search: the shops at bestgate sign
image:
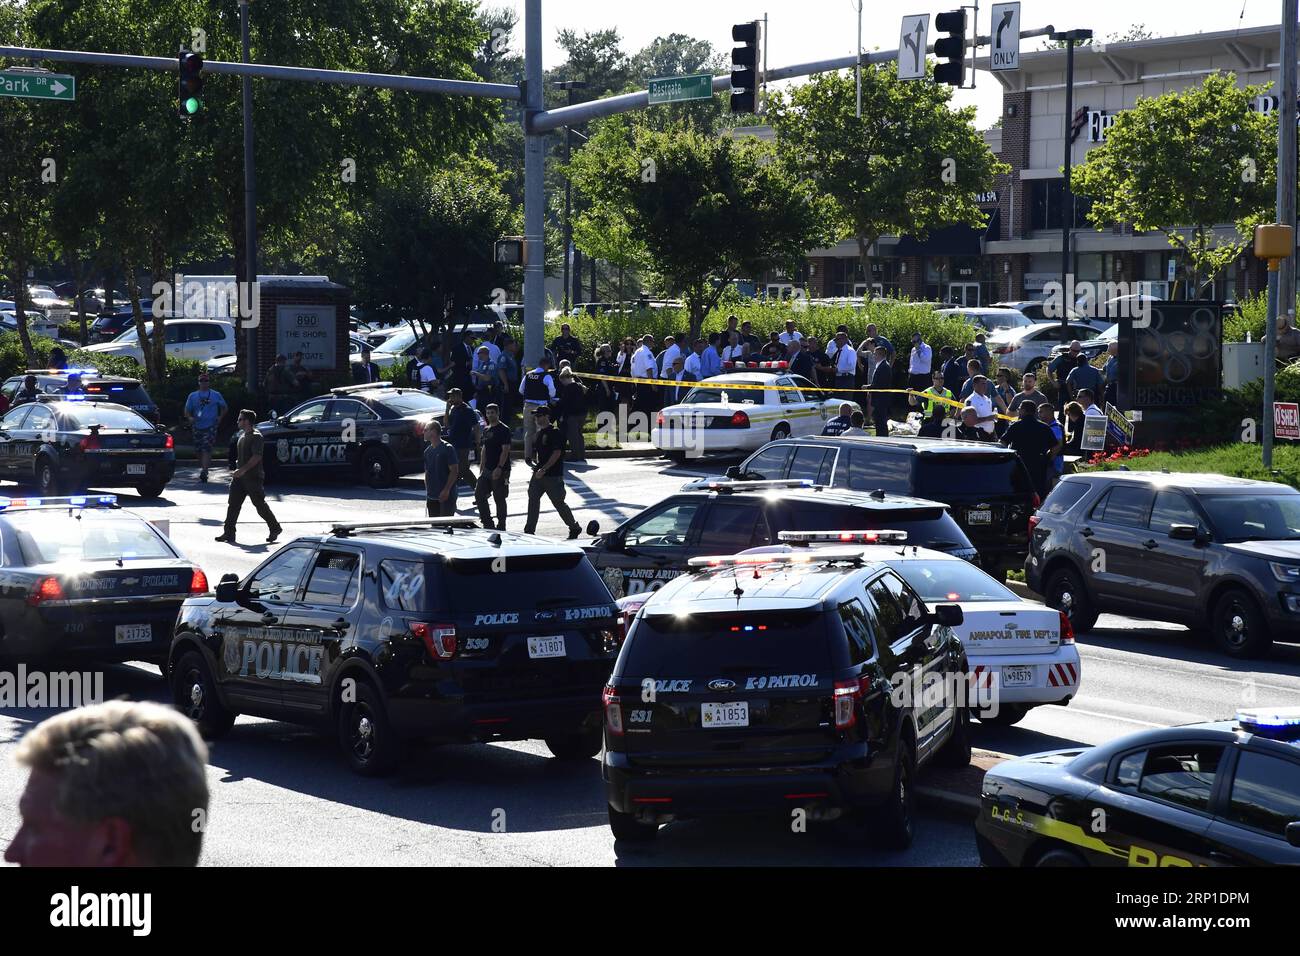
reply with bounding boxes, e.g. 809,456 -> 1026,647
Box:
1084,94 -> 1294,142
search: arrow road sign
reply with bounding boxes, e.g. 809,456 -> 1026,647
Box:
991,2 -> 1021,72
897,14 -> 930,81
0,70 -> 75,101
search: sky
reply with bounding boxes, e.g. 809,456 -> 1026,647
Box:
501,0 -> 1279,127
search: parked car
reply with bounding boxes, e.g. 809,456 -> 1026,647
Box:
1,370 -> 160,422
89,301 -> 156,342
81,318 -> 236,364
992,300 -> 1113,333
986,322 -> 1104,375
934,307 -> 1037,334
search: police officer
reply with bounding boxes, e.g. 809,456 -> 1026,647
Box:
59,372 -> 86,395
519,355 -> 557,460
12,374 -> 40,406
475,403 -> 512,530
915,370 -> 954,438
216,409 -> 282,544
523,406 -> 581,539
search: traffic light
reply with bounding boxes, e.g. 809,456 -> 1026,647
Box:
933,10 -> 967,87
730,20 -> 763,114
178,49 -> 204,118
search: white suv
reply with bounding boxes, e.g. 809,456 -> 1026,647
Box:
82,319 -> 236,363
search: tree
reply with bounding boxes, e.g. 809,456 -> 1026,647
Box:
769,66 -> 1008,294
566,116 -> 828,338
1072,72 -> 1276,297
346,159 -> 518,353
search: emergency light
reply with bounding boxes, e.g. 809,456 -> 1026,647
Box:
778,530 -> 909,545
0,494 -> 118,512
1236,708 -> 1300,738
688,546 -> 869,569
703,479 -> 814,494
720,361 -> 789,370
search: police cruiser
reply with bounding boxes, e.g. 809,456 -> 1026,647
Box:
977,708 -> 1300,866
169,517 -> 620,775
741,532 -> 1080,727
603,546 -> 970,847
651,364 -> 858,459
0,494 -> 206,669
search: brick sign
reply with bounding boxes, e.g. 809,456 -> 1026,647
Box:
1276,402 -> 1300,440
276,304 -> 337,369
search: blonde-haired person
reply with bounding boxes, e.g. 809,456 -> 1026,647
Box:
7,700 -> 209,866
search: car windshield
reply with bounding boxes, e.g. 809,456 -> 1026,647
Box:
679,386 -> 762,406
28,286 -> 56,299
375,327 -> 417,352
377,390 -> 446,415
6,511 -> 175,564
890,559 -> 1017,603
1200,493 -> 1300,542
112,323 -> 150,343
64,405 -> 154,430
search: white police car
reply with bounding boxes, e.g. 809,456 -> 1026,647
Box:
741,531 -> 1081,727
652,363 -> 858,458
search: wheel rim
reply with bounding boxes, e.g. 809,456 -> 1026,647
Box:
40,464 -> 53,491
350,705 -> 376,762
181,669 -> 205,720
899,758 -> 913,835
773,426 -> 789,441
1221,601 -> 1249,648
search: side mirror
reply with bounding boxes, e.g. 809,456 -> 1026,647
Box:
1287,821 -> 1300,848
932,603 -> 964,627
215,579 -> 239,603
725,465 -> 742,479
585,519 -> 601,537
277,416 -> 291,427
1168,524 -> 1198,541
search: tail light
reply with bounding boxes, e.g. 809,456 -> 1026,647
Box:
164,434 -> 175,449
78,435 -> 101,451
729,410 -> 750,427
833,680 -> 861,729
411,621 -> 457,660
1028,514 -> 1040,534
190,568 -> 209,594
656,412 -> 664,428
1031,493 -> 1042,508
1058,610 -> 1075,644
27,576 -> 64,606
603,685 -> 624,735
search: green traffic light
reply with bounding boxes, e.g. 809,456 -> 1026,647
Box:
185,97 -> 201,115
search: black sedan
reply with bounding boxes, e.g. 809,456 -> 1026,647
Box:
976,709 -> 1300,867
0,494 -> 205,669
242,382 -> 472,488
0,396 -> 175,498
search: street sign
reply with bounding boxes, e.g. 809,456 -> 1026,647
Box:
990,3 -> 1021,72
1104,402 -> 1135,446
648,73 -> 714,105
1276,402 -> 1300,440
0,70 -> 75,102
898,14 -> 930,81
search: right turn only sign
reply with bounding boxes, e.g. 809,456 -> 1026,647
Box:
991,2 -> 1021,72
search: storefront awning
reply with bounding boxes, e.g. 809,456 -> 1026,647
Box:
892,209 -> 1000,257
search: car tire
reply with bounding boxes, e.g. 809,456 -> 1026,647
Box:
136,482 -> 166,499
934,704 -> 972,768
978,703 -> 1030,726
35,457 -> 63,496
869,734 -> 916,850
608,805 -> 659,843
663,450 -> 687,464
359,447 -> 397,489
1044,566 -> 1099,633
544,729 -> 602,760
1034,847 -> 1087,867
171,650 -> 236,739
338,680 -> 403,776
770,423 -> 791,442
1210,589 -> 1272,658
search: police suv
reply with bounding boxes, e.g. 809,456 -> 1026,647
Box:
603,546 -> 970,847
0,494 -> 206,668
169,517 -> 620,775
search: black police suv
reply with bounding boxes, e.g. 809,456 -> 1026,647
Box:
0,396 -> 175,498
168,517 -> 620,775
603,546 -> 970,846
586,479 -> 978,599
245,382 -> 473,488
1027,472 -> 1300,657
704,436 -> 1037,580
3,369 -> 160,422
0,494 -> 206,668
977,708 -> 1300,866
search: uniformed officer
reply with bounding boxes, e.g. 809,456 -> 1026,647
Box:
216,409 -> 282,544
523,406 -> 581,539
915,370 -> 954,438
519,355 -> 557,460
59,372 -> 86,395
12,374 -> 40,406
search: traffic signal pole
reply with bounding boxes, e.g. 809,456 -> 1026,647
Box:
240,0 -> 259,392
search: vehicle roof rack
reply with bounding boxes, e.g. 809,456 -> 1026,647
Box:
701,479 -> 815,494
332,516 -> 478,537
330,381 -> 395,396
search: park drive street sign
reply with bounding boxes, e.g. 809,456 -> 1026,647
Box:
0,70 -> 75,101
648,73 -> 713,105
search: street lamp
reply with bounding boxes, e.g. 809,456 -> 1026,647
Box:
554,79 -> 587,314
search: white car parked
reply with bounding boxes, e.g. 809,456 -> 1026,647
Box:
82,318 -> 237,364
651,365 -> 859,458
986,321 -> 1103,374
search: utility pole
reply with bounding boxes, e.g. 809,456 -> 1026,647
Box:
522,0 -> 545,367
1264,0 -> 1298,470
240,0 -> 258,392
556,79 -> 586,314
853,0 -> 863,117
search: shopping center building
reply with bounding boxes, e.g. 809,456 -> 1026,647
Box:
770,24 -> 1295,306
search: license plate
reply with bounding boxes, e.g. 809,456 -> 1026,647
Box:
114,623 -> 152,645
126,463 -> 147,475
527,635 -> 566,659
968,509 -> 992,524
1002,666 -> 1033,687
701,701 -> 749,728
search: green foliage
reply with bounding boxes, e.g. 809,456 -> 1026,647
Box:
1072,73 -> 1276,294
1082,442 -> 1300,489
1226,292 -> 1269,343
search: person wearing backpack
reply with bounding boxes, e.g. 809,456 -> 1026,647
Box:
410,347 -> 438,394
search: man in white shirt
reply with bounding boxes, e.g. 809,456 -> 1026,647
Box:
825,324 -> 851,361
778,319 -> 803,346
658,335 -> 682,376
965,375 -> 997,435
683,339 -> 705,380
721,330 -> 745,363
907,332 -> 933,394
833,331 -> 859,397
631,334 -> 659,414
1078,388 -> 1104,419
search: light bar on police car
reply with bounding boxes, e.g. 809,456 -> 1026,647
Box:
332,516 -> 478,536
688,546 -> 868,569
778,530 -> 909,545
720,360 -> 789,370
0,494 -> 118,511
1236,707 -> 1300,737
703,479 -> 814,493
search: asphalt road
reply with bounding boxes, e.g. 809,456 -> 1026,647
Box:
2,456 -> 1299,866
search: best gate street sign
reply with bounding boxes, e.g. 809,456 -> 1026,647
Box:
648,73 -> 713,105
0,70 -> 75,101
990,3 -> 1021,72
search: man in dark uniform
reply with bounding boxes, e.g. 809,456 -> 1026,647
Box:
519,355 -> 557,460
475,403 -> 512,530
551,324 -> 584,367
216,410 -> 282,544
523,406 -> 581,539
12,374 -> 40,406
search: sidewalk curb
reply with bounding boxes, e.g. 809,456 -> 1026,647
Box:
1005,579 -> 1043,602
916,749 -> 1012,817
